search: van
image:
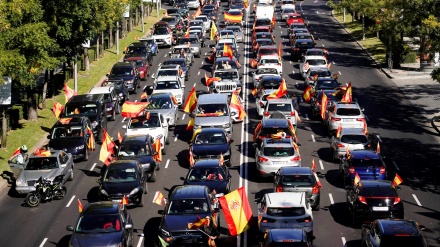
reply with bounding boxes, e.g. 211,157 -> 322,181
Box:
255,4 -> 275,20
193,94 -> 234,134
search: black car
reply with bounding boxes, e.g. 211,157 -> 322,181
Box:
162,58 -> 190,80
291,39 -> 315,60
202,9 -> 217,22
62,94 -> 108,143
107,62 -> 141,94
66,201 -> 134,247
117,134 -> 159,182
98,160 -> 148,207
257,75 -> 283,91
190,128 -> 233,167
313,78 -> 341,91
310,89 -> 342,118
157,185 -> 220,246
361,219 -> 428,247
123,42 -> 153,63
181,159 -> 232,194
102,78 -> 130,104
253,118 -> 296,147
260,229 -> 313,247
347,180 -> 404,226
48,116 -> 94,161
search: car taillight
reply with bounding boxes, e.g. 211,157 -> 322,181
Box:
259,102 -> 265,107
393,197 -> 401,205
312,185 -> 319,194
258,156 -> 269,162
349,166 -> 355,174
297,216 -> 312,223
290,156 -> 300,161
331,117 -> 341,121
275,185 -> 284,192
140,71 -> 145,75
379,166 -> 385,174
264,111 -> 270,116
337,143 -> 345,147
290,111 -> 296,116
308,77 -> 313,81
358,196 -> 367,204
356,118 -> 365,122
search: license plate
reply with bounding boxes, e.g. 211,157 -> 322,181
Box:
372,206 -> 388,211
343,119 -> 355,122
273,161 -> 287,166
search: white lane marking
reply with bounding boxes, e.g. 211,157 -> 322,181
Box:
392,161 -> 400,171
292,70 -> 295,75
311,134 -> 316,142
201,61 -> 204,65
365,115 -> 370,122
122,117 -> 126,123
338,71 -> 342,75
296,82 -> 298,87
412,194 -> 422,206
305,114 -> 309,120
329,193 -> 334,205
136,235 -> 144,247
376,135 -> 382,142
174,134 -> 179,142
151,73 -> 155,78
143,85 -> 147,90
319,160 -> 324,170
39,238 -> 48,247
204,52 -> 207,56
165,159 -> 170,169
135,100 -> 138,102
198,71 -> 200,75
90,163 -> 97,171
346,83 -> 348,87
66,195 -> 76,208
342,237 -> 346,246
290,61 -> 292,64
164,54 -> 167,57
182,114 -> 186,120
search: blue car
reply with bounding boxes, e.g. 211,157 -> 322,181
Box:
139,38 -> 159,56
190,128 -> 233,167
340,149 -> 388,186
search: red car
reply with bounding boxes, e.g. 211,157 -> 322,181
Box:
252,26 -> 272,43
286,13 -> 304,27
256,45 -> 278,60
125,57 -> 151,81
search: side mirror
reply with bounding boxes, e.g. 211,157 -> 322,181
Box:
122,125 -> 127,129
149,86 -> 154,90
296,143 -> 302,147
307,198 -> 315,204
66,225 -> 74,232
228,139 -> 234,144
180,177 -> 185,181
158,210 -> 165,215
254,198 -> 261,203
361,108 -> 365,112
396,186 -> 401,191
251,71 -> 255,75
106,74 -> 110,77
181,85 -> 185,88
125,224 -> 133,229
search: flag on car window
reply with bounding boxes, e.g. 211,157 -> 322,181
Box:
218,187 -> 252,236
53,101 -> 64,118
183,84 -> 198,114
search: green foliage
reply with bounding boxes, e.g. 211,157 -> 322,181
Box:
400,49 -> 417,63
431,68 -> 440,83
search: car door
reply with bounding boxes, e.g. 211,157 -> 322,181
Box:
159,114 -> 169,138
58,151 -> 71,183
110,89 -> 119,109
257,197 -> 266,230
8,156 -> 26,178
346,184 -> 359,211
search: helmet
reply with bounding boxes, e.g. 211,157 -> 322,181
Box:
21,145 -> 28,152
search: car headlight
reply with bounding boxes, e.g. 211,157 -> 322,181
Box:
166,37 -> 171,41
16,179 -> 26,186
106,107 -> 112,111
160,228 -> 171,237
174,94 -> 182,99
125,80 -> 134,85
223,123 -> 231,128
75,145 -> 84,150
100,189 -> 109,196
129,187 -> 140,195
92,121 -> 98,128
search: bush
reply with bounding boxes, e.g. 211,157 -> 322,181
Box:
400,47 -> 417,64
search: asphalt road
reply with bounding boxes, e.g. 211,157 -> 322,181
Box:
0,1 -> 439,247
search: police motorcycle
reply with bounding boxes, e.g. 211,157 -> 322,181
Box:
25,174 -> 67,207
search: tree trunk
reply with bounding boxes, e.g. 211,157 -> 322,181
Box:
1,106 -> 7,148
109,27 -> 114,48
122,18 -> 128,38
135,8 -> 139,26
102,31 -> 105,56
41,70 -> 48,109
27,89 -> 38,121
96,36 -> 100,61
84,47 -> 90,71
50,69 -> 55,99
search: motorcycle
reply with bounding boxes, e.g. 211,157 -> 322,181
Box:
25,174 -> 67,207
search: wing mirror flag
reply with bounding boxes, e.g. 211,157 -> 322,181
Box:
311,159 -> 316,171
99,128 -> 116,166
303,85 -> 313,103
341,81 -> 352,103
53,101 -> 64,118
320,90 -> 328,120
218,187 -> 252,236
152,191 -> 165,206
78,199 -> 84,213
64,84 -> 77,103
393,173 -> 403,186
183,83 -> 198,114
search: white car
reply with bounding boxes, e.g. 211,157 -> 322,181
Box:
195,15 -> 211,31
281,7 -> 296,21
217,38 -> 238,50
124,112 -> 169,154
263,98 -> 298,126
153,64 -> 186,83
324,102 -> 366,135
151,27 -> 174,47
187,0 -> 200,9
281,0 -> 295,11
252,67 -> 280,87
299,55 -> 328,78
150,75 -> 185,106
257,55 -> 283,75
255,89 -> 289,116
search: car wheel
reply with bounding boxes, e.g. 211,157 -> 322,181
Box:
68,168 -> 74,181
148,171 -> 157,182
83,148 -> 89,161
165,135 -> 170,145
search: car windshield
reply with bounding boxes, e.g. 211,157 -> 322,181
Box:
155,81 -> 180,90
336,108 -> 361,116
52,126 -> 83,138
256,68 -> 278,75
283,9 -> 295,13
128,116 -> 160,128
220,31 -> 234,36
350,158 -> 382,167
195,17 -> 207,22
157,70 -> 179,77
340,134 -> 368,144
76,214 -> 121,233
179,38 -> 198,44
307,50 -> 325,56
187,167 -> 226,181
168,199 -> 209,215
65,104 -> 98,117
260,59 -> 280,64
310,70 -> 331,77
104,166 -> 138,182
268,103 -> 292,112
216,60 -> 238,70
267,207 -> 305,217
281,174 -> 315,186
228,10 -> 242,15
306,59 -> 327,66
127,46 -> 147,54
227,27 -> 241,32
153,28 -> 169,35
118,143 -> 151,157
263,147 -> 295,156
213,71 -> 238,79
194,132 -> 227,145
133,60 -> 145,67
259,49 -> 277,55
260,127 -> 291,136
261,79 -> 282,89
196,103 -> 229,116
110,67 -> 133,76
163,60 -> 185,67
26,157 -> 58,170
147,97 -> 172,109
381,236 -> 425,247
142,39 -> 154,45
258,40 -> 274,46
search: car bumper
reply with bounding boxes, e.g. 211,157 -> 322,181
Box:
15,185 -> 36,194
260,223 -> 313,236
159,232 -> 204,246
353,207 -> 404,221
107,193 -> 142,206
187,2 -> 200,8
257,161 -> 302,176
329,122 -> 364,131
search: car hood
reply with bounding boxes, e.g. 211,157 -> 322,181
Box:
49,137 -> 84,150
117,155 -> 154,165
18,169 -> 60,183
150,108 -> 175,117
108,75 -> 135,81
186,180 -> 227,194
162,214 -> 210,232
102,181 -> 139,195
153,34 -> 171,39
71,231 -> 122,247
192,143 -> 229,156
194,116 -> 230,126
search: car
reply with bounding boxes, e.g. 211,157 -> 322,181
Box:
102,79 -> 129,104
253,39 -> 276,55
256,45 -> 279,60
299,55 -> 329,78
123,42 -> 152,62
161,58 -> 190,82
304,67 -> 333,87
253,18 -> 273,30
291,33 -> 315,45
150,75 -> 185,106
217,38 -> 238,50
178,35 -> 202,57
361,219 -> 428,247
263,98 -> 298,127
252,31 -> 275,45
188,29 -> 206,48
151,27 -> 174,47
347,180 -> 404,226
309,89 -> 343,118
124,112 -> 169,154
157,185 -> 220,246
288,23 -> 308,34
144,93 -> 179,127
256,75 -> 283,92
252,67 -> 279,87
89,86 -> 120,121
281,0 -> 295,11
107,62 -> 141,93
153,64 -> 188,82
257,55 -> 283,75
98,160 -> 148,206
255,89 -> 289,116
305,47 -> 329,58
213,56 -> 241,71
313,77 -> 341,91
66,201 -> 134,247
201,9 -> 217,22
193,94 -> 233,134
339,149 -> 388,186
189,20 -> 206,33
286,13 -> 305,27
280,7 -> 296,21
324,102 -> 366,134
214,44 -> 240,61
181,159 -> 232,194
291,39 -> 315,60
195,15 -> 211,31
225,25 -> 244,43
260,229 -> 313,247
117,135 -> 159,182
253,118 -> 296,147
331,128 -> 370,161
274,166 -> 322,210
11,150 -> 73,194
254,138 -> 301,177
189,128 -> 233,167
210,68 -> 241,95
187,0 -> 200,9
189,25 -> 206,37
218,29 -> 235,40
48,116 -> 94,161
124,56 -> 151,81
255,192 -> 314,241
160,16 -> 180,30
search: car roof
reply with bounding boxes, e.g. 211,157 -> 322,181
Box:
262,118 -> 289,127
295,39 -> 313,43
280,166 -> 314,175
122,134 -> 153,144
359,180 -> 393,188
82,201 -> 120,215
350,149 -> 381,159
54,116 -> 87,127
156,75 -> 180,81
89,86 -> 112,94
304,55 -> 327,60
267,229 -> 307,242
334,102 -> 361,109
340,128 -> 367,135
261,75 -> 283,81
170,185 -> 209,200
266,98 -> 292,104
108,160 -> 139,169
198,93 -> 228,103
196,128 -> 226,134
193,159 -> 222,168
263,138 -> 293,147
113,62 -> 135,68
377,219 -> 421,236
265,192 -> 305,207
159,64 -> 180,69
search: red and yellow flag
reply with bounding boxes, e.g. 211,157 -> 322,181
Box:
186,117 -> 195,131
253,122 -> 262,142
118,131 -> 123,144
121,101 -> 149,118
219,153 -> 225,166
267,79 -> 287,99
121,195 -> 129,206
10,147 -> 21,159
313,73 -> 319,81
171,95 -> 178,105
223,44 -> 234,60
193,7 -> 202,19
152,137 -> 162,162
303,85 -> 313,103
183,29 -> 190,38
189,149 -> 195,166
376,142 -> 380,154
152,191 -> 165,205
335,124 -> 342,138
188,216 -> 208,229
218,187 -> 252,236
78,199 -> 84,213
86,126 -> 95,151
354,172 -> 361,185
320,91 -> 328,120
224,12 -> 243,23
99,128 -> 116,166
59,118 -> 73,124
341,82 -> 352,103
53,101 -> 64,118
363,121 -> 368,135
250,59 -> 258,68
311,159 -> 316,171
278,41 -> 282,57
230,93 -> 246,121
205,73 -> 221,87
140,92 -> 147,99
251,87 -> 258,97
64,84 -> 77,103
183,84 -> 197,113
393,173 -> 403,186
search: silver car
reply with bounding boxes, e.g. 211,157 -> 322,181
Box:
324,102 -> 366,135
255,89 -> 289,117
178,35 -> 202,58
252,67 -> 280,87
225,25 -> 244,43
281,7 -> 296,21
303,67 -> 333,88
10,150 -> 74,194
254,138 -> 301,177
330,128 -> 370,161
145,93 -> 179,127
263,98 -> 298,127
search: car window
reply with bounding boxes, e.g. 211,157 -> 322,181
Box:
336,108 -> 361,116
197,103 -> 229,116
213,71 -> 238,79
156,81 -> 180,90
76,214 -> 121,233
110,67 -> 133,76
256,68 -> 278,75
261,79 -> 282,89
104,166 -> 138,182
340,134 -> 368,144
128,116 -> 161,128
187,167 -> 226,181
281,175 -> 315,186
194,132 -> 227,144
153,28 -> 169,35
350,158 -> 382,167
25,157 -> 59,170
316,80 -> 339,89
157,70 -> 178,77
127,46 -> 147,54
266,207 -> 305,217
359,186 -> 397,197
52,126 -> 83,138
260,127 -> 291,136
306,59 -> 327,66
148,97 -> 172,109
263,147 -> 295,157
267,103 -> 292,112
118,142 -> 151,157
168,199 -> 209,215
260,59 -> 280,64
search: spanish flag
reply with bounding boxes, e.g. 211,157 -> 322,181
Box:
140,92 -> 148,99
193,7 -> 202,19
376,142 -> 380,154
10,147 -> 21,159
393,173 -> 403,186
335,124 -> 342,138
267,79 -> 287,99
189,149 -> 195,166
183,84 -> 197,113
78,199 -> 84,213
251,87 -> 258,97
118,131 -> 123,144
86,126 -> 95,151
253,122 -> 262,142
59,118 -> 73,124
210,21 -> 218,41
303,85 -> 313,103
223,44 -> 234,60
320,90 -> 328,120
188,216 -> 208,229
120,195 -> 129,206
183,28 -> 190,38
250,59 -> 258,68
191,128 -> 202,142
53,101 -> 64,118
171,95 -> 178,105
354,172 -> 361,185
152,191 -> 165,205
224,12 -> 243,23
99,128 -> 116,166
186,117 -> 195,131
311,159 -> 316,171
121,101 -> 149,118
205,73 -> 221,87
341,81 -> 352,103
229,93 -> 247,121
64,84 -> 77,103
218,187 -> 252,236
219,153 -> 225,166
278,41 -> 282,57
152,137 -> 162,162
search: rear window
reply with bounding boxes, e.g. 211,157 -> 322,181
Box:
260,127 -> 290,136
381,236 -> 425,247
306,59 -> 326,66
259,49 -> 277,55
155,81 -> 180,90
268,103 -> 292,112
350,158 -> 382,167
340,135 -> 368,144
260,59 -> 280,64
359,186 -> 397,197
267,207 -> 305,217
336,108 -> 361,116
263,147 -> 295,157
310,70 -> 331,77
262,94 -> 288,101
261,80 -> 282,89
281,175 -> 315,187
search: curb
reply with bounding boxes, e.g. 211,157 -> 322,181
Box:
0,178 -> 8,192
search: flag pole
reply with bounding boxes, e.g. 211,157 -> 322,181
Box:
197,228 -> 212,237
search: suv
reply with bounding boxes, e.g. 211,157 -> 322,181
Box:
107,62 -> 141,94
258,55 -> 283,75
361,219 -> 428,247
145,93 -> 179,127
263,98 -> 298,127
117,135 -> 159,182
274,166 -> 321,210
150,75 -> 185,106
62,94 -> 108,143
154,64 -> 187,82
253,118 -> 295,147
210,69 -> 241,95
340,150 -> 387,186
331,128 -> 370,161
157,185 -> 220,246
291,38 -> 315,60
194,94 -> 233,134
124,56 -> 151,81
169,45 -> 195,67
255,89 -> 289,116
48,116 -> 94,161
299,55 -> 328,78
178,35 -> 202,57
151,27 -> 174,47
252,67 -> 279,87
324,102 -> 366,135
162,58 -> 191,82
123,42 -> 152,62
189,128 -> 233,167
139,37 -> 159,55
260,229 -> 313,247
102,79 -> 129,104
89,86 -> 120,121
304,67 -> 333,87
310,89 -> 342,118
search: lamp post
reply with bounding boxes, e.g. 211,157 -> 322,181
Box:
141,0 -> 144,33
